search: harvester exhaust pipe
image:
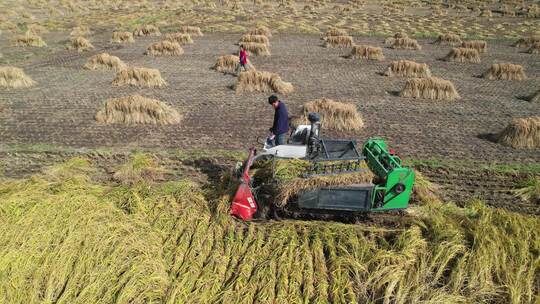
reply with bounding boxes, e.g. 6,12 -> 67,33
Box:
307,112 -> 321,156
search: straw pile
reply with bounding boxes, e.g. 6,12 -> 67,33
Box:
513,36 -> 540,48
145,40 -> 184,56
234,70 -> 293,94
70,25 -> 90,37
496,117 -> 540,149
96,95 -> 181,125
133,24 -> 161,36
323,35 -> 354,48
480,8 -> 493,17
391,37 -> 421,50
528,42 -> 540,54
400,77 -> 460,100
83,53 -> 127,71
238,34 -> 270,45
246,25 -> 271,37
347,45 -> 384,60
325,27 -> 348,37
14,31 -> 46,47
443,47 -> 481,63
482,63 -> 526,80
180,25 -> 203,37
238,42 -> 270,56
461,40 -> 487,53
434,33 -> 462,46
165,33 -> 193,44
68,36 -> 94,52
112,67 -> 167,88
0,66 -> 36,88
384,60 -> 431,78
212,54 -> 254,74
384,32 -> 408,45
111,31 -> 134,43
301,98 -> 364,131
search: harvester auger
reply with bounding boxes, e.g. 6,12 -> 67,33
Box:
230,113 -> 415,221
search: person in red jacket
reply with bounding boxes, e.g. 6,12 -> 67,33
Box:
236,46 -> 248,75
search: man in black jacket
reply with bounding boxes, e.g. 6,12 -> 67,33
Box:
268,95 -> 289,146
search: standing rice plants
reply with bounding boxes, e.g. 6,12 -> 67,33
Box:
0,66 -> 36,88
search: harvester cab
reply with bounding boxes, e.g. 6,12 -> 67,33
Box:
230,113 -> 415,221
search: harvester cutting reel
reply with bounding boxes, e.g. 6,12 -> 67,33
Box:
230,113 -> 415,221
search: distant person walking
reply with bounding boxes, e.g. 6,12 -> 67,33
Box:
236,46 -> 248,75
268,95 -> 289,146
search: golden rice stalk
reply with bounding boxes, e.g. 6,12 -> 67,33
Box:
391,37 -> 421,50
96,95 -> 181,125
145,40 -> 184,56
133,24 -> 161,36
528,89 -> 540,103
113,153 -> 169,184
400,77 -> 460,100
112,67 -> 167,88
238,34 -> 270,45
70,25 -> 90,36
323,35 -> 354,48
238,42 -> 270,56
527,42 -> 540,54
180,25 -> 203,37
482,63 -> 526,80
412,172 -> 441,204
111,31 -> 134,43
83,53 -> 127,71
461,40 -> 487,53
384,32 -> 408,45
513,36 -> 540,48
68,36 -> 94,52
274,171 -> 374,207
246,25 -> 271,37
234,70 -> 293,94
512,177 -> 540,203
301,98 -> 364,131
434,33 -> 462,46
443,47 -> 481,63
14,31 -> 46,47
212,54 -> 254,74
347,45 -> 384,61
496,117 -> 540,149
384,60 -> 431,78
0,66 -> 36,88
165,32 -> 193,44
325,27 -> 348,37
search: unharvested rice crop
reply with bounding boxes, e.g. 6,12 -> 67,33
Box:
0,158 -> 538,303
347,45 -> 384,60
434,33 -> 462,45
528,42 -> 540,54
111,31 -> 134,43
482,63 -> 527,80
391,37 -> 421,50
165,32 -> 193,44
513,36 -> 540,48
496,116 -> 540,149
246,25 -> 271,37
112,67 -> 167,88
323,35 -> 353,48
180,25 -> 203,36
238,42 -> 270,56
96,95 -> 181,126
528,89 -> 540,103
68,36 -> 94,52
325,27 -> 348,37
301,98 -> 364,131
133,24 -> 161,36
145,40 -> 184,56
384,60 -> 431,78
461,40 -> 487,53
0,66 -> 36,88
83,53 -> 127,71
14,31 -> 46,47
212,54 -> 254,74
400,77 -> 460,100
238,34 -> 270,45
443,47 -> 481,63
234,70 -> 293,94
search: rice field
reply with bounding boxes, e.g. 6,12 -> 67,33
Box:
0,157 -> 538,303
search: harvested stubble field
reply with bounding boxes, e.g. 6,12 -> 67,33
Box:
1,0 -> 540,303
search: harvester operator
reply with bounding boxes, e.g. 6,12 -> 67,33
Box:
268,95 -> 289,146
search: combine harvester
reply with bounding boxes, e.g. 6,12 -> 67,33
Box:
231,113 -> 415,221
